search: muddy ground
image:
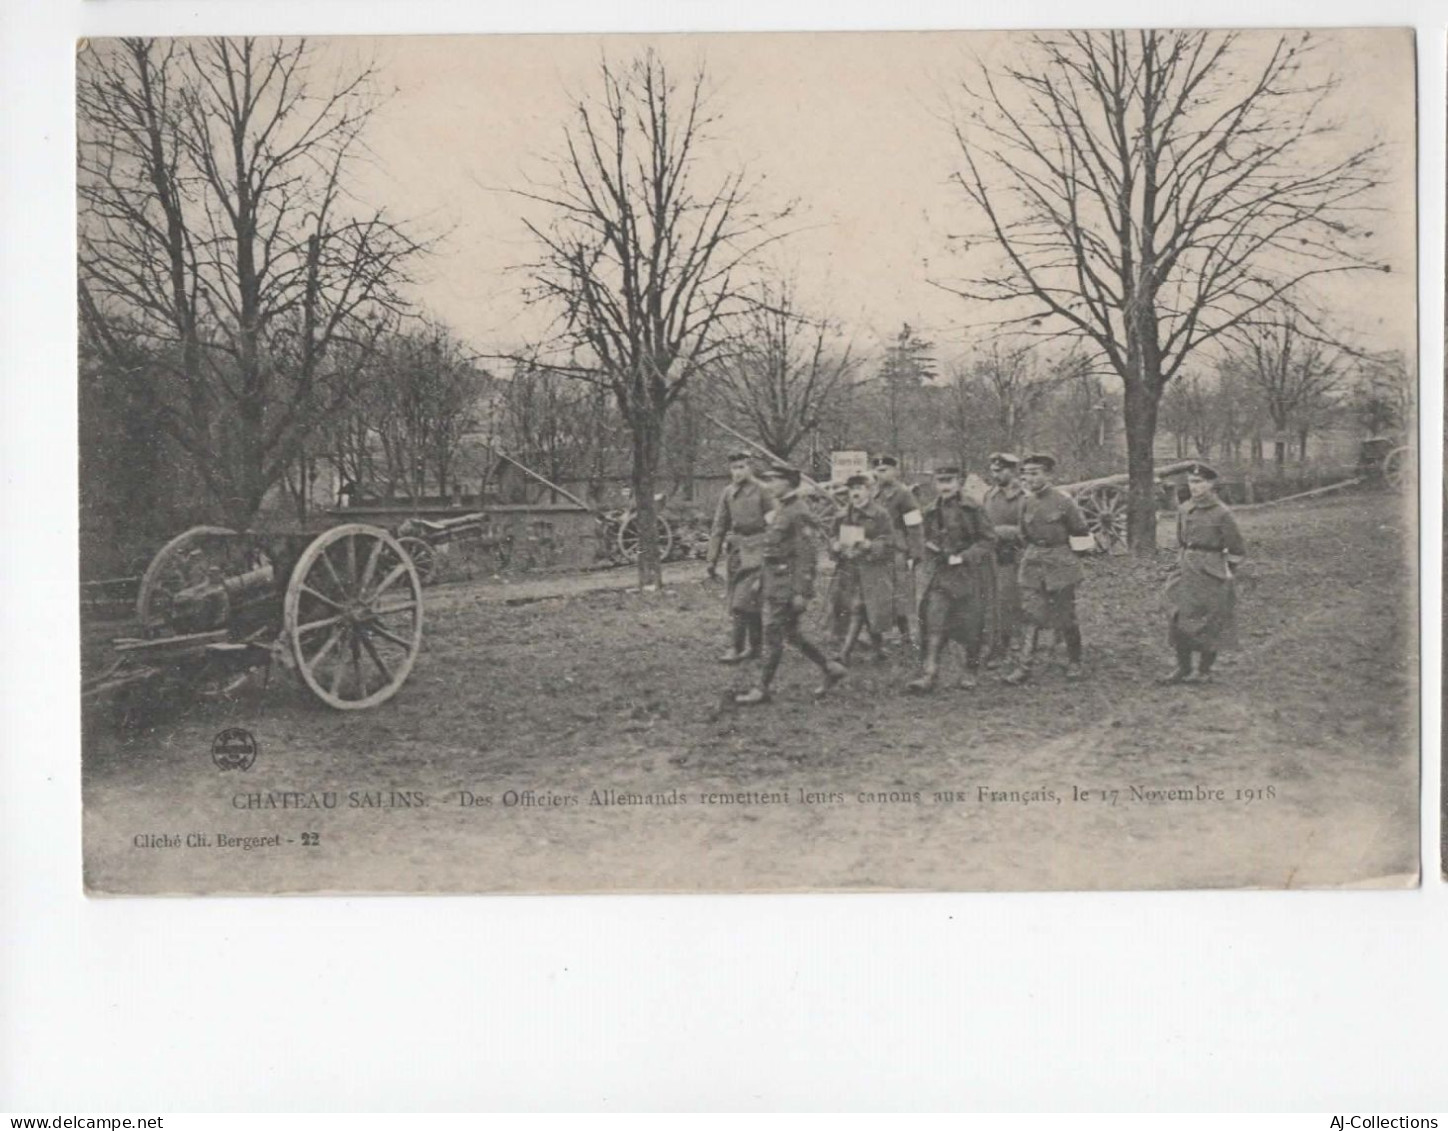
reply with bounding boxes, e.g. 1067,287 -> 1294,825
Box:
82,491 -> 1418,894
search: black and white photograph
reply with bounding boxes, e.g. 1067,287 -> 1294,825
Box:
75,27 -> 1419,896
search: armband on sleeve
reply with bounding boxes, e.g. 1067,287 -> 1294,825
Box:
902,509 -> 923,528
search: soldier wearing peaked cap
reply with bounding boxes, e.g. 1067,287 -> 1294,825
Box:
706,450 -> 769,663
906,465 -> 997,693
1159,462 -> 1247,685
982,452 -> 1027,668
734,464 -> 846,706
871,455 -> 926,650
1005,453 -> 1091,685
826,474 -> 895,664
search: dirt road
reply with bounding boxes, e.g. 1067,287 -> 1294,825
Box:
83,491 -> 1418,895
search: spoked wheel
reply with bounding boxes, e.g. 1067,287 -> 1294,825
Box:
1382,446 -> 1413,490
397,535 -> 437,585
1077,486 -> 1128,552
802,487 -> 844,530
136,526 -> 268,638
285,524 -> 423,710
616,511 -> 674,563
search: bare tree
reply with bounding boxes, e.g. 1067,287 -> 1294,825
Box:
874,322 -> 937,458
515,51 -> 788,586
1225,310 -> 1345,471
704,280 -> 857,460
964,338 -> 1073,454
947,30 -> 1384,551
499,359 -> 617,500
78,37 -> 424,527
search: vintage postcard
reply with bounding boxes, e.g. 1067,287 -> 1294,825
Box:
77,28 -> 1419,895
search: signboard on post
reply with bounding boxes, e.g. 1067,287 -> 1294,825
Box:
830,450 -> 869,482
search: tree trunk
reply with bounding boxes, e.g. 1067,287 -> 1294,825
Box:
1123,381 -> 1160,555
630,409 -> 665,589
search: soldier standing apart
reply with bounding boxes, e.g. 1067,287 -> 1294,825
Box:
870,455 -> 926,652
735,464 -> 847,706
1159,462 -> 1247,685
907,466 -> 997,693
706,451 -> 770,663
826,474 -> 896,664
1006,453 -> 1090,685
982,452 -> 1027,668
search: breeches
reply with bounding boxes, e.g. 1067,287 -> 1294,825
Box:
1020,581 -> 1078,631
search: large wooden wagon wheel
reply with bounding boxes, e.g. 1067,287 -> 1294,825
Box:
136,525 -> 266,638
285,524 -> 423,710
1076,486 -> 1128,552
397,535 -> 437,585
1382,446 -> 1413,490
616,510 -> 674,563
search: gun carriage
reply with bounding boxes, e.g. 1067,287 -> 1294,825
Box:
84,524 -> 424,712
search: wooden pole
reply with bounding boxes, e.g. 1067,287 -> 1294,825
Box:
702,412 -> 826,489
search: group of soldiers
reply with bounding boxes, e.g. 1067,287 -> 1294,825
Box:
704,449 -> 1247,705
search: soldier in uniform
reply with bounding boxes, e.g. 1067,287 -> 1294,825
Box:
870,455 -> 926,650
735,464 -> 847,706
1159,462 -> 1247,685
907,466 -> 997,693
826,474 -> 895,664
705,451 -> 769,663
1005,453 -> 1090,685
982,452 -> 1027,668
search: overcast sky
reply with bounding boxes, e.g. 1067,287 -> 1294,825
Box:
317,28 -> 1415,369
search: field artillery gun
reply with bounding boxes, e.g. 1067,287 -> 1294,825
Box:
1057,460 -> 1201,552
1355,436 -> 1413,491
83,524 -> 424,714
394,511 -> 515,584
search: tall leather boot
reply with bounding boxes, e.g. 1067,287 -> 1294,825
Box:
1003,629 -> 1037,686
1157,642 -> 1194,684
745,613 -> 762,659
838,611 -> 865,664
718,614 -> 749,663
906,633 -> 945,693
1063,627 -> 1084,680
1191,651 -> 1217,684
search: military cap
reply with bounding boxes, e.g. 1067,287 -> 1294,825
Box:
932,465 -> 963,478
1185,462 -> 1219,480
1021,453 -> 1057,471
871,455 -> 899,468
988,452 -> 1022,468
726,450 -> 754,463
844,474 -> 871,488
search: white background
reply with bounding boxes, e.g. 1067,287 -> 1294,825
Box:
2,0 -> 1444,1113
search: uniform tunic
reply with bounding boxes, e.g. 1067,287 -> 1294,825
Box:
759,490 -> 818,624
873,479 -> 926,624
1017,486 -> 1090,630
1166,494 -> 1246,650
983,482 -> 1027,641
917,496 -> 997,644
827,500 -> 896,633
706,477 -> 770,615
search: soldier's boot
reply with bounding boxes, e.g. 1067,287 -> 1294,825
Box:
896,616 -> 917,655
812,659 -> 848,699
1191,651 -> 1217,685
718,615 -> 751,664
959,641 -> 983,690
868,631 -> 888,663
745,614 -> 763,659
1063,627 -> 1084,681
984,631 -> 1010,670
1003,630 -> 1037,686
736,630 -> 784,705
906,634 -> 945,694
838,613 -> 865,665
1157,643 -> 1194,685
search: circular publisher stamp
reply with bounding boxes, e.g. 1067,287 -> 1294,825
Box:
211,727 -> 259,772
